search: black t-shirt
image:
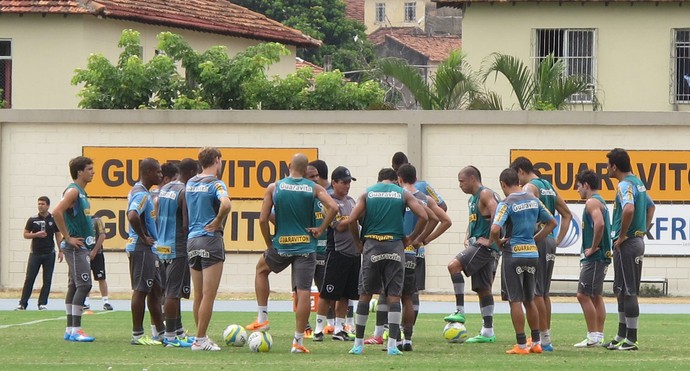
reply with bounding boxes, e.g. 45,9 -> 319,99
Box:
24,213 -> 58,254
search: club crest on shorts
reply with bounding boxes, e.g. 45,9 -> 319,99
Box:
81,273 -> 89,282
183,286 -> 190,294
146,279 -> 153,287
326,284 -> 334,293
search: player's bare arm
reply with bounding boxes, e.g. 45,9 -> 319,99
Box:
259,184 -> 276,248
52,188 -> 84,248
584,198 -> 604,257
308,184 -> 338,238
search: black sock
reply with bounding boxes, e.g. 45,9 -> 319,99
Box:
516,332 -> 527,345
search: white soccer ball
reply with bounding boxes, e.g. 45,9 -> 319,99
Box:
247,331 -> 273,352
223,324 -> 248,347
556,212 -> 582,248
443,322 -> 469,343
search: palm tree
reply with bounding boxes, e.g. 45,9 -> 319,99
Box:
482,53 -> 593,110
378,50 -> 499,110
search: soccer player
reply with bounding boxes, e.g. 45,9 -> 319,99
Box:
186,148 -> 232,351
491,168 -> 557,355
126,158 -> 164,346
397,164 -> 450,351
444,166 -> 500,344
88,216 -> 113,311
574,169 -> 612,348
248,153 -> 338,354
391,152 -> 447,328
340,168 -> 428,356
52,156 -> 96,342
603,148 -> 655,351
17,196 -> 62,311
157,158 -> 199,348
511,156 -> 572,351
313,166 -> 361,342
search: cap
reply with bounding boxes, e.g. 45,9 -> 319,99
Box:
331,166 -> 357,181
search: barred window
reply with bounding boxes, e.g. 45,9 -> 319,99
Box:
672,29 -> 690,103
0,39 -> 10,108
404,2 -> 416,23
532,29 -> 596,103
375,3 -> 386,23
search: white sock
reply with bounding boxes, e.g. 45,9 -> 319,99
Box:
293,332 -> 304,346
102,296 -> 109,304
335,317 -> 345,333
66,326 -> 73,334
480,327 -> 494,337
373,325 -> 385,337
151,325 -> 159,338
315,314 -> 326,333
327,318 -> 334,327
387,337 -> 397,349
258,306 -> 268,323
83,297 -> 90,306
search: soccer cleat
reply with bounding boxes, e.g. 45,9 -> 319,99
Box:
83,304 -> 90,311
69,329 -> 95,342
163,337 -> 192,348
291,344 -> 310,353
332,331 -> 352,341
387,347 -> 403,355
304,328 -> 314,339
82,309 -> 94,315
466,334 -> 496,343
506,344 -> 530,355
574,338 -> 601,348
131,336 -> 161,346
542,343 -> 554,352
349,345 -> 364,355
603,338 -> 623,350
178,335 -> 195,344
364,335 -> 384,345
103,303 -> 114,311
443,311 -> 466,324
246,320 -> 270,332
313,332 -> 324,342
64,332 -> 71,341
615,340 -> 639,351
191,339 -> 221,351
403,342 -> 413,351
38,305 -> 48,311
15,305 -> 26,311
323,325 -> 335,335
530,343 -> 543,354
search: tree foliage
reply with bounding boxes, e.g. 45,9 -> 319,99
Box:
233,0 -> 374,73
378,50 -> 499,110
72,29 -> 383,110
0,88 -> 5,108
483,53 -> 592,110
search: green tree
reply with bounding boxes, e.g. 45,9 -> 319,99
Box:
378,50 -> 499,110
233,0 -> 374,74
483,53 -> 593,110
243,68 -> 385,110
0,88 -> 5,108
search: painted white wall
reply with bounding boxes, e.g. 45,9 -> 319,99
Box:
0,14 -> 297,109
461,3 -> 690,111
2,110 -> 689,296
365,0 -> 428,33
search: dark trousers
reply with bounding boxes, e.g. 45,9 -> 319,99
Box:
19,252 -> 56,308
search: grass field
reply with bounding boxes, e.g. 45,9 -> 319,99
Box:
1,310 -> 688,370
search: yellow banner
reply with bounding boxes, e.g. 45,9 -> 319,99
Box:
91,198 -> 270,252
510,150 -> 690,202
83,147 -> 318,199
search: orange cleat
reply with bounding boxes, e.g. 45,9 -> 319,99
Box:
246,320 -> 270,332
506,344 -> 530,355
323,325 -> 335,335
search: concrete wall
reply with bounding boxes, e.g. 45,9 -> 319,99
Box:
1,110 -> 690,296
0,14 -> 297,109
461,3 -> 690,111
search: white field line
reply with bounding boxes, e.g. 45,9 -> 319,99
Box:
0,310 -> 113,329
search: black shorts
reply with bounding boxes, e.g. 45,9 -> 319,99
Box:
501,253 -> 537,303
128,249 -> 162,293
457,243 -> 500,292
402,254 -> 418,296
535,236 -> 557,297
90,252 -> 106,281
359,239 -> 405,297
314,252 -> 327,292
415,247 -> 426,290
64,244 -> 92,288
319,249 -> 360,301
613,237 -> 645,296
163,257 -> 191,299
187,234 -> 225,271
264,245 -> 316,291
578,260 -> 609,297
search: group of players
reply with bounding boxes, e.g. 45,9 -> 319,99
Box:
52,146 -> 653,355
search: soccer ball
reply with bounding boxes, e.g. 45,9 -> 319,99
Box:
223,324 -> 248,347
443,322 -> 469,343
247,331 -> 273,352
